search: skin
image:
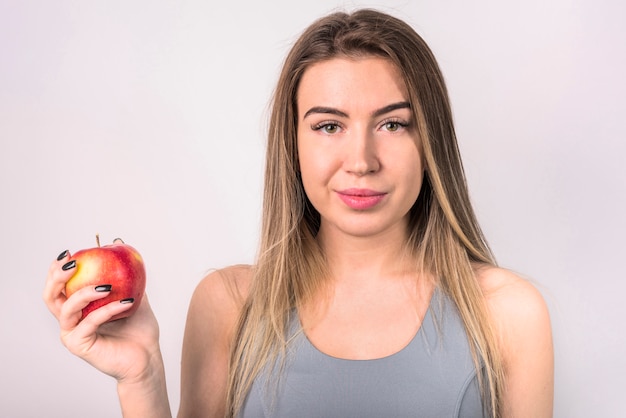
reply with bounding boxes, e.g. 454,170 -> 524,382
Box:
43,58 -> 553,417
43,240 -> 171,417
296,58 -> 432,359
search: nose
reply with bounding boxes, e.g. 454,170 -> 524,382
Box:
343,128 -> 380,176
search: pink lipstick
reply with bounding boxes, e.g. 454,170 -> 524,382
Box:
336,188 -> 387,210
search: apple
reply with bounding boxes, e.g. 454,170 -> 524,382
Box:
65,235 -> 146,321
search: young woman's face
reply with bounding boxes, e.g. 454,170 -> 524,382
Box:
297,57 -> 424,241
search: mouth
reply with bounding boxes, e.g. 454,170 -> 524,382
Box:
336,188 -> 387,210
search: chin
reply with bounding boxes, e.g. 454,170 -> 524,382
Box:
322,216 -> 408,240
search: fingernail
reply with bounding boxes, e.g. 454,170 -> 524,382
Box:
120,298 -> 134,304
95,284 -> 112,292
62,260 -> 76,271
113,237 -> 125,244
57,250 -> 69,261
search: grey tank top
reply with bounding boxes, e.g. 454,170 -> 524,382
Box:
240,288 -> 488,417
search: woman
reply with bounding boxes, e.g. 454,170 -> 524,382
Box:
44,9 -> 553,418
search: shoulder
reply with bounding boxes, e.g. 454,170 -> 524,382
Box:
474,265 -> 551,339
178,264 -> 253,417
475,265 -> 554,415
188,264 -> 253,338
178,265 -> 252,417
193,264 -> 253,309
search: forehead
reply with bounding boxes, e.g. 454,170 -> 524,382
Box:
297,57 -> 409,115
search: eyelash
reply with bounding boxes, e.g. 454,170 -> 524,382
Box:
311,118 -> 411,134
311,120 -> 343,134
379,118 -> 410,132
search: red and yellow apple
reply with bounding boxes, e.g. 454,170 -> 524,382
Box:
65,237 -> 146,321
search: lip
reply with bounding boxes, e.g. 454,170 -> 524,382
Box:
336,188 -> 387,210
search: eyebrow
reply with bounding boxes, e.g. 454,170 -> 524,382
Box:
302,101 -> 411,120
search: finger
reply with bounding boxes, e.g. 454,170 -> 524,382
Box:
120,293 -> 156,329
62,299 -> 136,356
113,237 -> 124,244
43,251 -> 76,318
79,298 -> 135,331
58,284 -> 113,331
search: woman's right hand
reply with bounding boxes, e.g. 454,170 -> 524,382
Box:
43,247 -> 162,385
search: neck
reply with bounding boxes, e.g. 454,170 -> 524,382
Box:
316,222 -> 415,283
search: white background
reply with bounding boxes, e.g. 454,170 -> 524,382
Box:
1,0 -> 624,417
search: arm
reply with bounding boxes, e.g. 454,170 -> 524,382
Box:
117,349 -> 171,417
178,265 -> 251,418
479,267 -> 554,418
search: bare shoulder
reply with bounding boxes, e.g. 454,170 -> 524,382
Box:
475,265 -> 554,416
186,264 -> 254,348
192,264 -> 253,319
475,265 -> 551,332
178,264 -> 253,417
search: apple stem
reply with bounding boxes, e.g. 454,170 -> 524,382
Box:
96,233 -> 101,248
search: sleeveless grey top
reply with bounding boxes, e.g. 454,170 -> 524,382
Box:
240,288 -> 488,417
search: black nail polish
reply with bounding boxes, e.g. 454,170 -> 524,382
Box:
95,285 -> 112,292
62,260 -> 76,271
113,237 -> 125,244
120,298 -> 134,304
57,250 -> 69,261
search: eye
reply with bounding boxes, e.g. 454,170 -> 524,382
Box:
380,118 -> 410,133
384,121 -> 401,132
312,121 -> 342,134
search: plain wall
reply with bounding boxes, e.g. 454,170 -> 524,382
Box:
1,0 -> 624,416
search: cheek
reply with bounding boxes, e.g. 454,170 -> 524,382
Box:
394,146 -> 424,200
299,164 -> 314,198
299,156 -> 326,203
298,138 -> 334,185
410,170 -> 425,200
297,139 -> 320,199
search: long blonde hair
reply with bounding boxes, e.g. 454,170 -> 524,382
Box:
226,9 -> 504,417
